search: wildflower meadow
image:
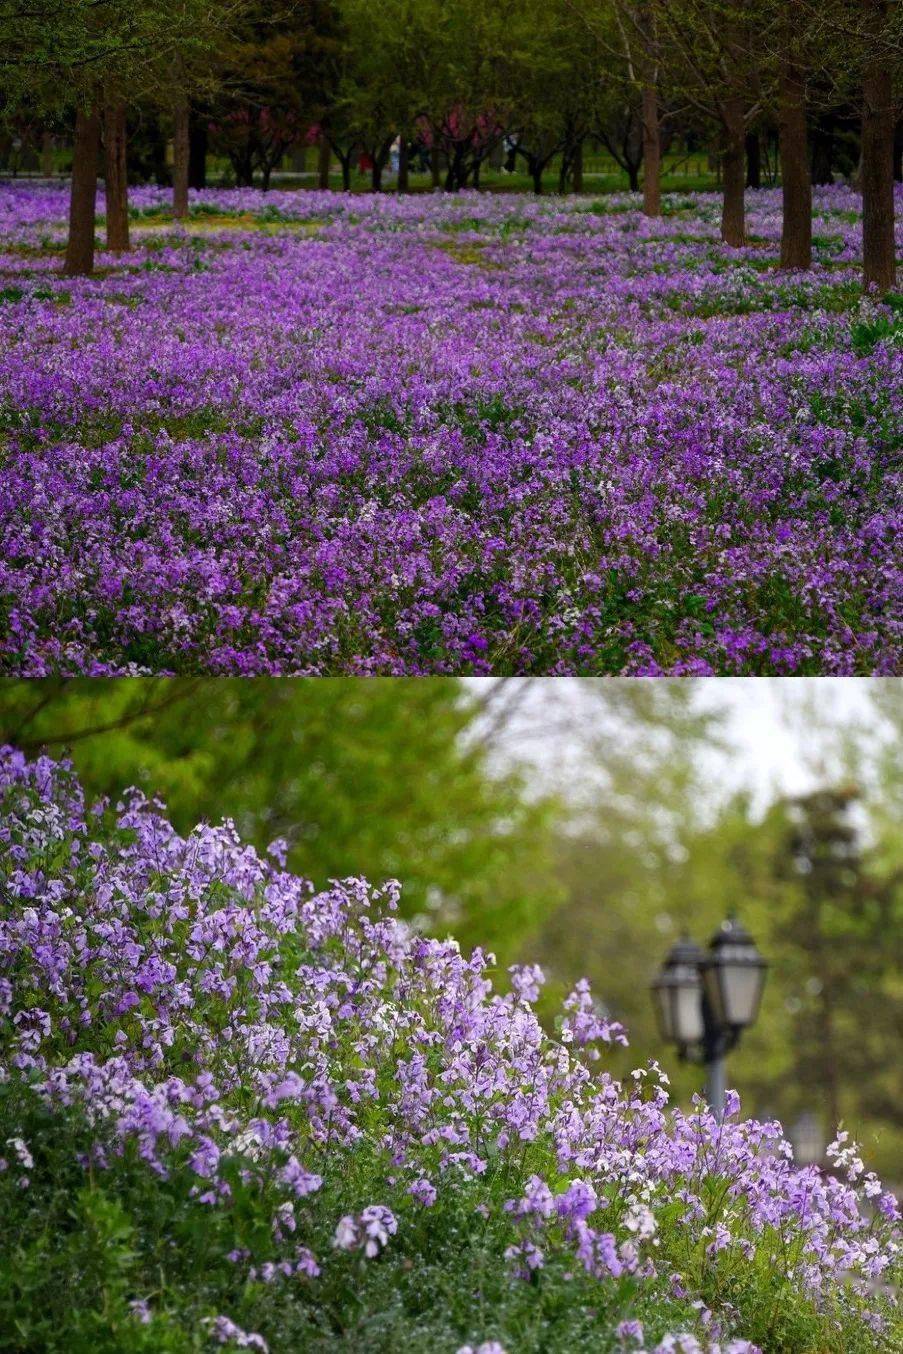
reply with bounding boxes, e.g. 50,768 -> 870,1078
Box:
0,747 -> 899,1352
1,184 -> 901,677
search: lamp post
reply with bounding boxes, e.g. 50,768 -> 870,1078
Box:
651,917 -> 767,1120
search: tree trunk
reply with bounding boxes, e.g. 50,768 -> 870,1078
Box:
531,158 -> 543,194
573,140 -> 584,193
317,134 -> 330,190
720,97 -> 746,246
188,108 -> 207,190
398,137 -> 409,193
41,130 -> 55,179
641,84 -> 661,216
372,158 -> 383,192
894,119 -> 902,183
779,58 -> 811,270
103,99 -> 129,252
745,131 -> 761,188
431,146 -> 441,188
63,105 -> 100,277
452,145 -> 467,191
861,21 -> 896,290
627,162 -> 640,192
172,99 -> 189,218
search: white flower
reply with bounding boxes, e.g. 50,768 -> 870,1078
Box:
332,1215 -> 359,1250
624,1202 -> 657,1241
7,1137 -> 33,1170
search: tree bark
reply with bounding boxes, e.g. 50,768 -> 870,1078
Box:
398,137 -> 409,193
641,84 -> 661,217
894,119 -> 902,183
431,146 -> 441,189
778,58 -> 811,270
188,108 -> 207,190
720,96 -> 746,246
103,99 -> 129,252
861,4 -> 896,290
317,134 -> 330,190
64,105 -> 101,277
172,99 -> 189,218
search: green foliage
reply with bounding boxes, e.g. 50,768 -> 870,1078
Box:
0,679 -> 560,964
0,1081 -> 710,1353
849,296 -> 903,356
0,0 -> 244,118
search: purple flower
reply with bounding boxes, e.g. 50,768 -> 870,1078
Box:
408,1177 -> 437,1207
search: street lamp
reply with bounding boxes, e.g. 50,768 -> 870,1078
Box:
650,917 -> 767,1120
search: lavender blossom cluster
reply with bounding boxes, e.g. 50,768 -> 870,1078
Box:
0,184 -> 900,675
0,747 -> 899,1351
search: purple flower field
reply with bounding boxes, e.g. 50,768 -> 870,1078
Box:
1,183 -> 901,675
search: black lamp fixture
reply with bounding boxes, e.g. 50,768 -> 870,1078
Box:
651,917 -> 767,1119
650,935 -> 706,1052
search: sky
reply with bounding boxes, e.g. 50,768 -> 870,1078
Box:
693,678 -> 889,803
466,678 -> 896,813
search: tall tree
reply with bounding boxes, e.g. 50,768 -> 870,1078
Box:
860,0 -> 898,288
63,105 -> 101,275
0,1 -> 246,271
772,788 -> 902,1142
209,2 -> 336,191
171,52 -> 191,218
103,97 -> 129,251
617,1 -> 664,214
776,2 -> 812,269
647,0 -> 764,245
794,0 -> 901,288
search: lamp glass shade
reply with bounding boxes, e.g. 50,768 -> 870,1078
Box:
651,936 -> 706,1049
672,979 -> 705,1045
703,920 -> 767,1030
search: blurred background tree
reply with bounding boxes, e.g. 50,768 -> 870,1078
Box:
0,678 -> 560,961
1,677 -> 900,1176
